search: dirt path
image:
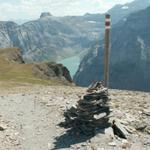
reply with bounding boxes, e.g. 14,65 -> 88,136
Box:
0,85 -> 84,150
0,93 -> 54,150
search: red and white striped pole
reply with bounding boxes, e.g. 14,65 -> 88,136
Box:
104,14 -> 111,87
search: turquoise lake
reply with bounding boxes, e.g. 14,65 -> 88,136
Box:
58,56 -> 80,78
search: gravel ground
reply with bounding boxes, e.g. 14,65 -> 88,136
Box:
0,84 -> 149,150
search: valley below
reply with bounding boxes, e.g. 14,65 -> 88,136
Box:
58,55 -> 80,78
0,83 -> 149,150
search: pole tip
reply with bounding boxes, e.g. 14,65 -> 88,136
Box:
105,14 -> 111,18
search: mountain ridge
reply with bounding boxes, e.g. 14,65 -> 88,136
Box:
1,0 -> 150,63
0,13 -> 101,62
0,48 -> 72,85
74,6 -> 150,92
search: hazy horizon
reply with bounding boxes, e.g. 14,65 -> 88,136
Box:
0,0 -> 134,21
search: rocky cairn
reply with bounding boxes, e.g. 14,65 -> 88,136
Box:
62,82 -> 111,135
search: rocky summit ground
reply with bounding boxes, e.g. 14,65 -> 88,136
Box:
0,83 -> 150,150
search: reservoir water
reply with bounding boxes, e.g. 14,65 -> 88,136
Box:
58,56 -> 80,78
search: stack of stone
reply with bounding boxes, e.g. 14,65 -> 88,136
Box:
63,82 -> 111,135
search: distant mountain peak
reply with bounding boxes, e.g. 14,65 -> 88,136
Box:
84,13 -> 91,16
40,12 -> 52,18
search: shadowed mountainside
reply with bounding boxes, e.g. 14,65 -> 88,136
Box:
74,6 -> 150,92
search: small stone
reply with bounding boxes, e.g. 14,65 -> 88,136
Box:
48,143 -> 51,149
81,142 -> 87,146
42,97 -> 46,101
135,123 -> 147,131
46,103 -> 52,107
125,126 -> 136,134
105,127 -> 115,139
60,105 -> 65,108
108,142 -> 116,146
121,139 -> 130,149
94,113 -> 107,120
145,127 -> 150,134
0,124 -> 7,131
14,140 -> 21,146
142,109 -> 150,116
112,120 -> 129,139
119,120 -> 129,126
144,138 -> 150,145
14,132 -> 19,136
66,101 -> 70,104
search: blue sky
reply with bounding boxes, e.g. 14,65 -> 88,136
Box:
0,0 -> 134,20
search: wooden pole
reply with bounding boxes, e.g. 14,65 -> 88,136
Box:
104,14 -> 111,87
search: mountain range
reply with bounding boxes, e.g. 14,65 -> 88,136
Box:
0,12 -> 102,62
108,0 -> 150,24
1,0 -> 150,63
74,5 -> 150,91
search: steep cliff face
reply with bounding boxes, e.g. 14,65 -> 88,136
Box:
0,48 -> 72,84
11,16 -> 78,62
74,6 -> 150,91
0,22 -> 17,48
32,62 -> 72,83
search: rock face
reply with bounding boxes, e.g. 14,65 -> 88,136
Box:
3,48 -> 25,64
32,63 -> 72,82
40,12 -> 52,18
0,13 -> 102,62
74,6 -> 150,91
0,21 -> 17,48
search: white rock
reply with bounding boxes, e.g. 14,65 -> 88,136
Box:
66,101 -> 70,104
105,127 -> 115,139
42,97 -> 46,101
0,124 -> 7,131
121,139 -> 130,149
108,142 -> 116,146
94,113 -> 106,120
48,142 -> 51,149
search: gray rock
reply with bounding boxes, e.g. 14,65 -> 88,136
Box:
0,124 -> 7,131
112,120 -> 129,139
40,12 -> 52,18
105,127 -> 115,139
108,141 -> 116,146
0,13 -> 101,62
